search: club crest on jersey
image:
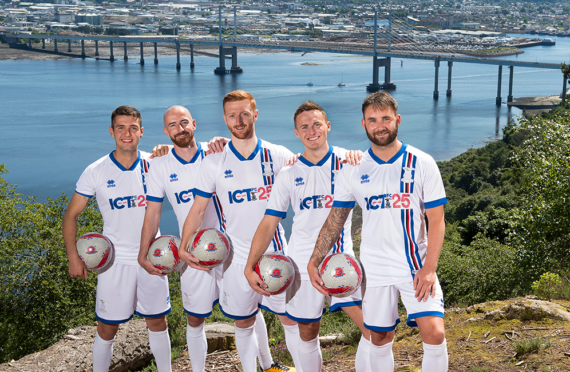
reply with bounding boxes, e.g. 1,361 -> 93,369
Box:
262,161 -> 274,177
295,177 -> 304,186
361,174 -> 370,184
86,246 -> 97,254
271,268 -> 282,278
107,180 -> 116,188
401,167 -> 414,183
333,267 -> 345,278
385,196 -> 392,209
169,174 -> 178,182
153,249 -> 162,257
224,170 -> 233,178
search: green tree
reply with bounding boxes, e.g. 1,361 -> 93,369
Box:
0,165 -> 103,363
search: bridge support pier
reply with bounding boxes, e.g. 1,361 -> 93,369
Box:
124,42 -> 128,61
230,47 -> 242,74
154,43 -> 158,65
110,41 -> 114,62
367,57 -> 395,92
42,38 -> 45,49
190,44 -> 194,69
176,42 -> 181,70
214,46 -> 242,75
446,61 -> 453,97
507,66 -> 514,102
81,40 -> 85,59
433,59 -> 440,100
68,39 -> 71,53
28,38 -> 32,49
54,39 -> 58,53
496,65 -> 503,106
95,40 -> 99,57
140,42 -> 144,66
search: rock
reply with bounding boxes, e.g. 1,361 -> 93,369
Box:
501,299 -> 570,322
484,309 -> 505,321
0,320 -> 152,372
205,322 -> 236,353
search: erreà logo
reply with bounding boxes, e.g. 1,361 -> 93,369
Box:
169,173 -> 178,182
295,177 -> 304,186
224,170 -> 233,178
360,174 -> 370,184
107,180 -> 116,188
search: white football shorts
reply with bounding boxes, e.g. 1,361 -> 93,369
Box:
285,279 -> 363,323
219,261 -> 286,319
95,263 -> 171,324
180,263 -> 222,318
362,279 -> 444,331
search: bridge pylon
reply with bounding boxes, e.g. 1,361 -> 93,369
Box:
367,57 -> 396,92
214,46 -> 243,75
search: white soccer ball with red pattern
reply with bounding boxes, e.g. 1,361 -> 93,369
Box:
255,254 -> 295,295
148,235 -> 183,274
76,232 -> 115,271
319,253 -> 363,298
190,228 -> 232,268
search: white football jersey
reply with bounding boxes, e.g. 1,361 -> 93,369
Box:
333,144 -> 447,286
146,143 -> 225,235
76,151 -> 158,266
266,146 -> 353,280
194,139 -> 293,265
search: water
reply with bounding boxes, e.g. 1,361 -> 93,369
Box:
0,34 -> 567,234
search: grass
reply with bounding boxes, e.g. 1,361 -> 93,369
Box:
513,337 -> 551,356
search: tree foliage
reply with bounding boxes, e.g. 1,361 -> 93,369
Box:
0,165 -> 103,363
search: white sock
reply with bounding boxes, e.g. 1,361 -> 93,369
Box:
148,328 -> 172,372
283,324 -> 303,372
422,339 -> 448,372
298,337 -> 321,372
92,333 -> 114,372
186,323 -> 207,372
369,341 -> 394,372
355,335 -> 372,372
255,311 -> 274,370
235,324 -> 259,372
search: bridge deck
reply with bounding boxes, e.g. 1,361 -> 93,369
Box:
4,34 -> 560,70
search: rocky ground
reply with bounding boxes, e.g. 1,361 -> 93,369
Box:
2,297 -> 570,371
507,94 -> 564,116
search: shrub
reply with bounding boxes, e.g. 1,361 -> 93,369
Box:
0,164 -> 103,363
532,272 -> 563,301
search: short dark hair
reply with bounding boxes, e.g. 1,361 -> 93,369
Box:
223,90 -> 256,112
293,101 -> 328,127
111,105 -> 142,128
362,92 -> 398,117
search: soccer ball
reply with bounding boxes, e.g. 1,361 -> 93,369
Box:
148,235 -> 183,274
190,228 -> 232,268
76,232 -> 115,271
319,253 -> 363,298
255,254 -> 295,295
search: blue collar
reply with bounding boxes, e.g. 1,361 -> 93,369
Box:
368,143 -> 407,165
298,145 -> 333,167
172,142 -> 202,165
109,150 -> 141,171
228,138 -> 262,161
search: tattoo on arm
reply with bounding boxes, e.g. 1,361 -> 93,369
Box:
311,207 -> 352,264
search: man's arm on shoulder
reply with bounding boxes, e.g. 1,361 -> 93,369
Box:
179,195 -> 211,271
414,205 -> 445,302
62,192 -> 92,279
138,201 -> 166,276
307,206 -> 352,296
245,215 -> 282,297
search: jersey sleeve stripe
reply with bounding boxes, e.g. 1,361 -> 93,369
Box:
75,191 -> 93,198
424,197 -> 448,209
265,209 -> 287,218
146,195 -> 164,203
193,189 -> 213,198
332,200 -> 355,208
212,194 -> 226,232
